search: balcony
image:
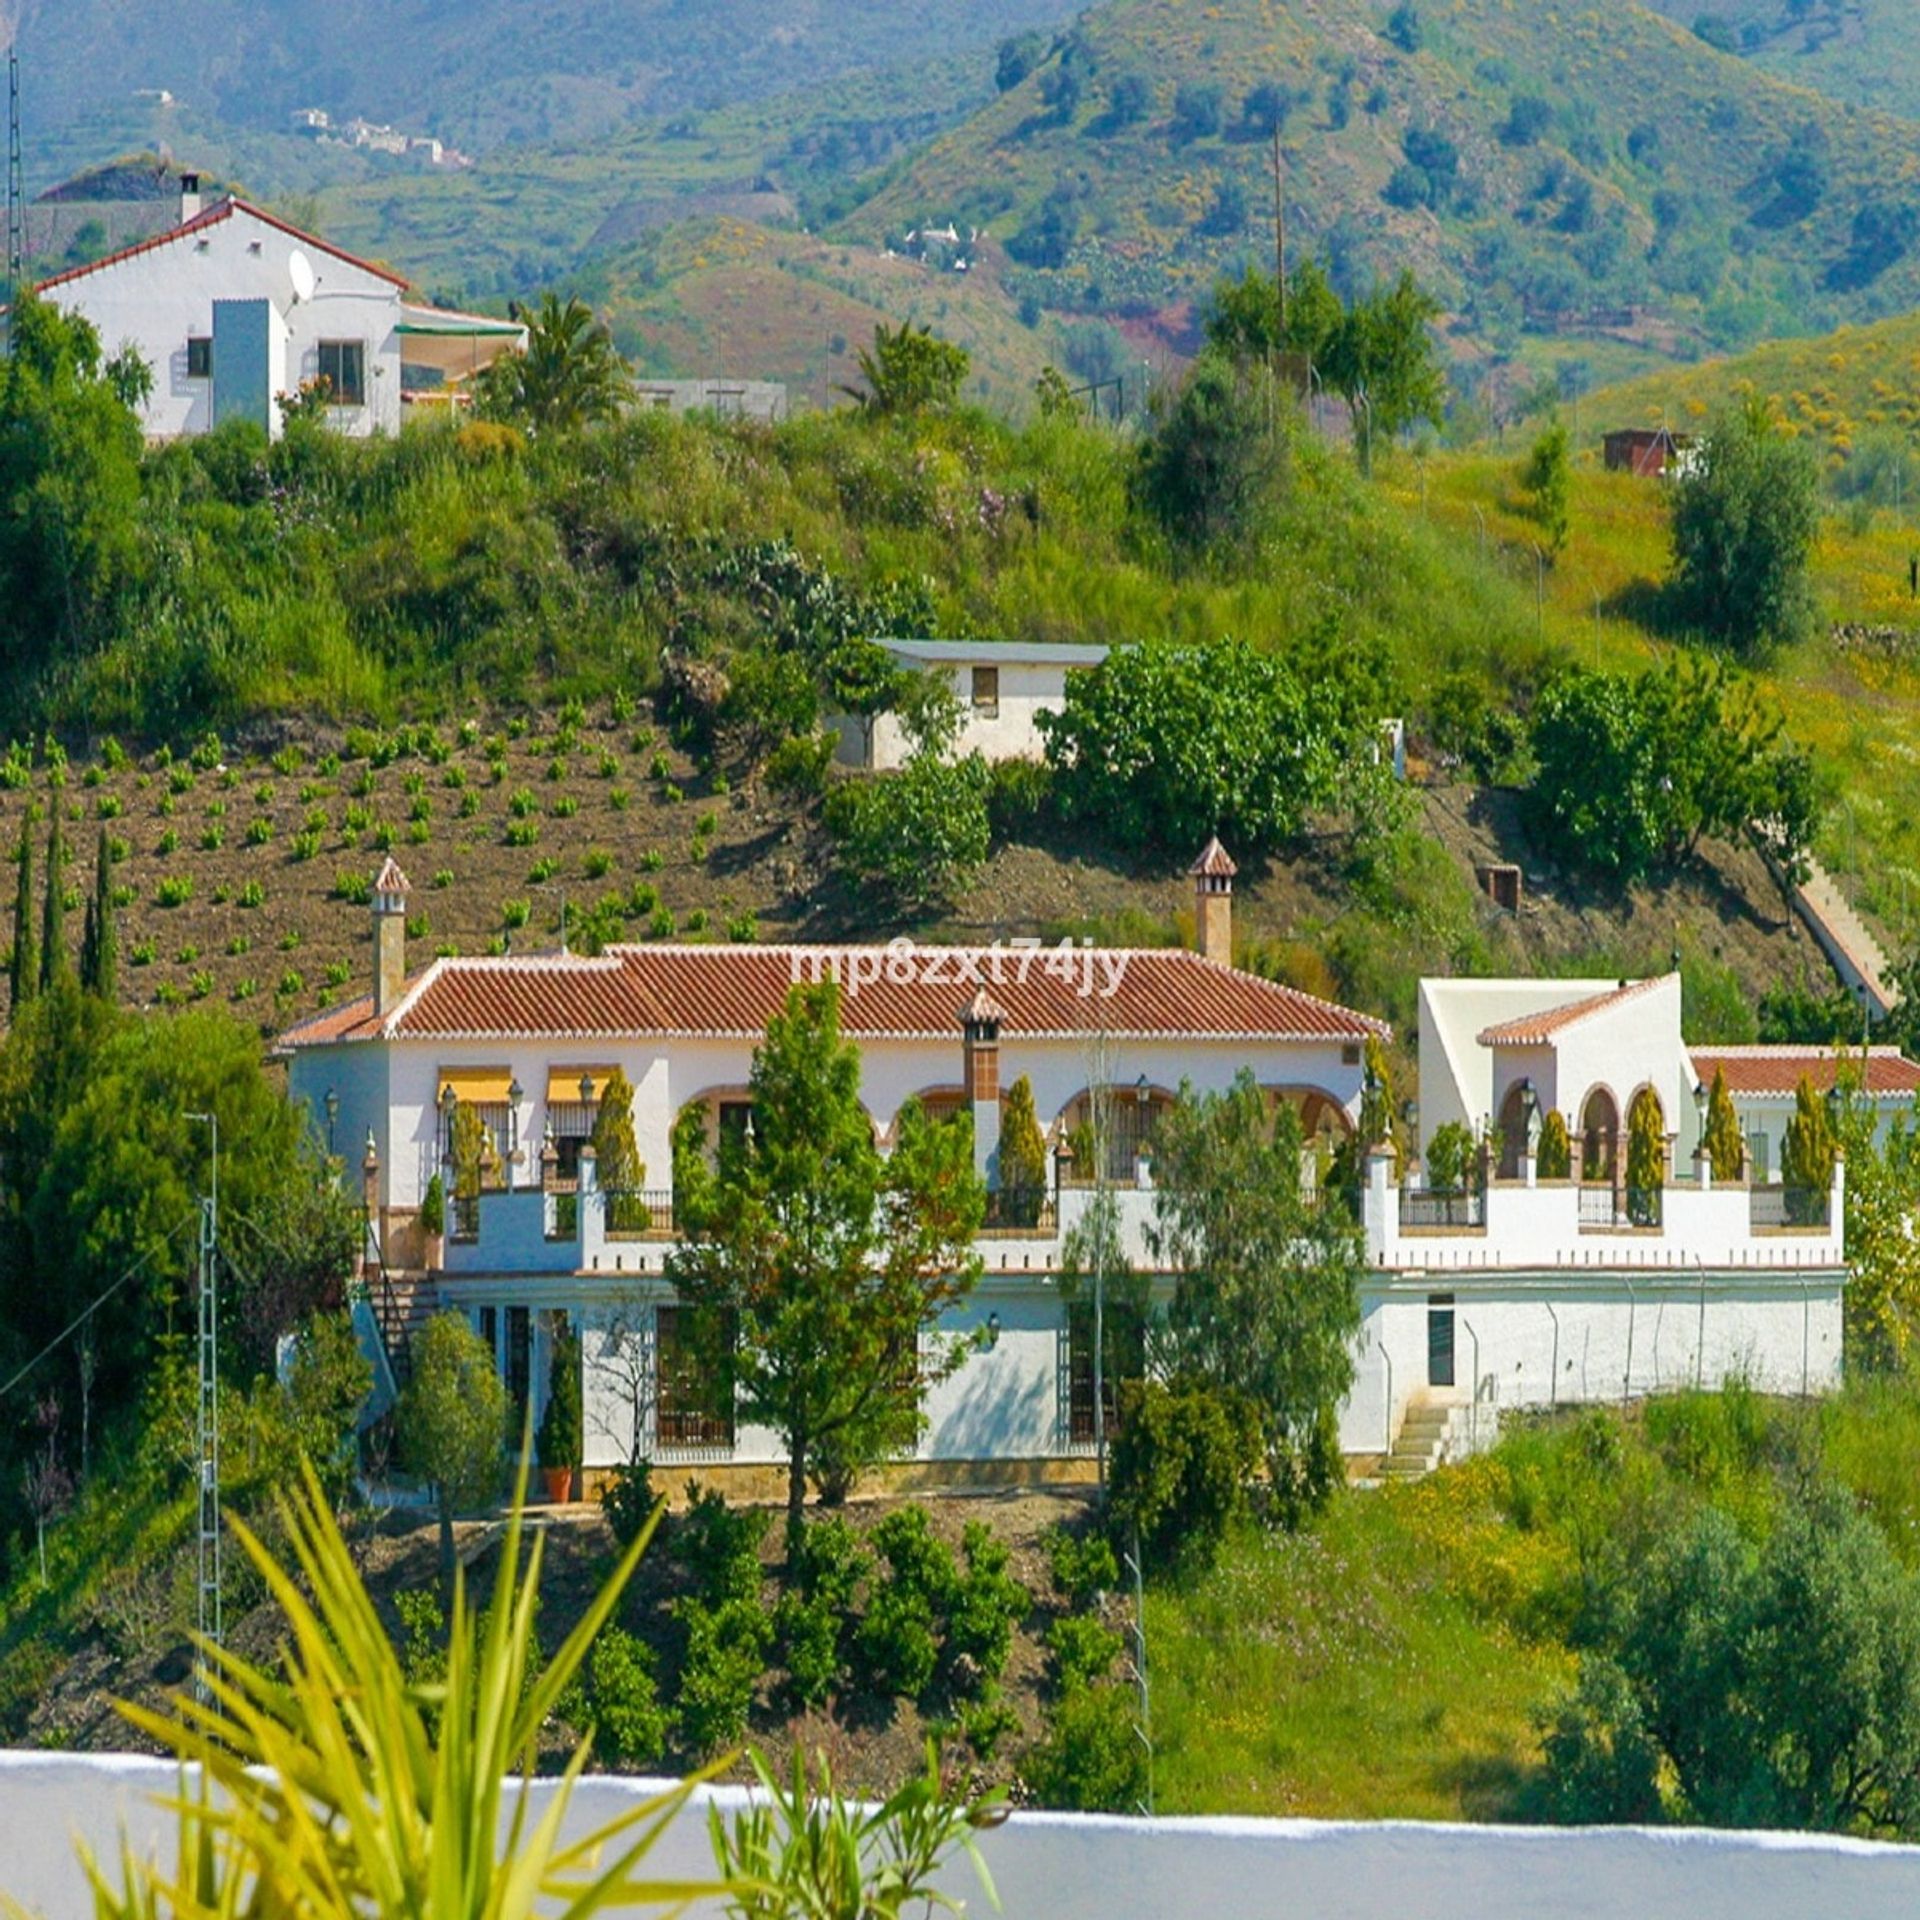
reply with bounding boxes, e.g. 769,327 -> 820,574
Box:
1367,1157 -> 1845,1276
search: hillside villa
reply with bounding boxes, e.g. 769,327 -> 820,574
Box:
279,849 -> 1854,1485
27,175 -> 525,439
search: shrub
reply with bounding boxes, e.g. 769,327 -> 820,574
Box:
765,731 -> 835,801
600,1458 -> 658,1550
1046,1613 -> 1124,1694
332,870 -> 373,905
1537,1109 -> 1573,1180
1023,1680 -> 1148,1811
676,1484 -> 770,1605
583,848 -> 613,879
824,751 -> 990,911
944,1522 -> 1030,1694
673,1594 -> 771,1753
1107,1379 -> 1255,1576
986,757 -> 1053,843
1043,1526 -> 1119,1606
155,875 -> 193,908
857,1583 -> 940,1700
775,1586 -> 846,1708
584,1626 -> 669,1767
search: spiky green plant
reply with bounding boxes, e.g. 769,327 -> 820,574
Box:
86,1454 -> 724,1920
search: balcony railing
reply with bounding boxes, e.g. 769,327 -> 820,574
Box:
451,1192 -> 481,1243
1578,1186 -> 1664,1230
1750,1185 -> 1832,1231
1400,1188 -> 1485,1230
605,1189 -> 677,1237
983,1187 -> 1058,1234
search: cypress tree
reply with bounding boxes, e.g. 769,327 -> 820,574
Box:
8,818 -> 35,1015
39,808 -> 69,993
82,827 -> 116,1000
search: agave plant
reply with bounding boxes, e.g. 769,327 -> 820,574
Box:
88,1453 -> 725,1920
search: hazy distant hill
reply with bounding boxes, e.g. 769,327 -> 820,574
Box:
841,0 -> 1920,390
9,0 -> 1077,176
1639,0 -> 1920,124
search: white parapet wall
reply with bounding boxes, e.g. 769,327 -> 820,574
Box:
7,1754 -> 1920,1920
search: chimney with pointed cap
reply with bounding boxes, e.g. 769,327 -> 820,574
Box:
1190,836 -> 1237,963
179,171 -> 202,224
959,986 -> 1007,1183
371,857 -> 411,1018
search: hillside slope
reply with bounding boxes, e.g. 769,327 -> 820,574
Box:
10,0 -> 1078,173
844,0 -> 1920,382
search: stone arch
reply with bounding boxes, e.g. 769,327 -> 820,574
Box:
1578,1085 -> 1620,1183
1262,1084 -> 1355,1146
1057,1083 -> 1178,1184
1496,1081 -> 1535,1181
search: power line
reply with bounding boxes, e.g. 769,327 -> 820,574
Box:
0,1220 -> 191,1406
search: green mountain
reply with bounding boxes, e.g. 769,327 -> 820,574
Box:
838,0 -> 1920,395
10,0 -> 1077,184
1641,0 -> 1920,124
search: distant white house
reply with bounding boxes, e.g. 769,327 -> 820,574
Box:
832,638 -> 1112,771
633,379 -> 788,424
1690,1044 -> 1920,1183
31,177 -> 524,440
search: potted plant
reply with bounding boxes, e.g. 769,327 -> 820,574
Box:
536,1320 -> 582,1504
420,1173 -> 446,1270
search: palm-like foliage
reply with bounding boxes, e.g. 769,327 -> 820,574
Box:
477,292 -> 628,436
89,1454 -> 722,1920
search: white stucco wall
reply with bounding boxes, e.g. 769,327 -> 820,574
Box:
9,1754 -> 1920,1920
46,203 -> 404,439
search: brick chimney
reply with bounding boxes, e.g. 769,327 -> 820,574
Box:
180,171 -> 202,224
371,857 -> 411,1018
960,986 -> 1007,1182
1190,836 -> 1237,964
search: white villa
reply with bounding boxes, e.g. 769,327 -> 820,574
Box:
831,638 -> 1112,771
31,176 -> 525,439
280,853 -> 1853,1485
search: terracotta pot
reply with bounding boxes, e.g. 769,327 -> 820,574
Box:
424,1232 -> 445,1272
540,1466 -> 574,1505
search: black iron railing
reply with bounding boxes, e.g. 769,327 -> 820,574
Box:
1400,1188 -> 1485,1230
1750,1185 -> 1831,1230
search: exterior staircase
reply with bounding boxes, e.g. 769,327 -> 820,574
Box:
368,1268 -> 439,1385
1793,855 -> 1899,1018
1382,1402 -> 1455,1482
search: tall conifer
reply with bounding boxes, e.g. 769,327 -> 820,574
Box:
8,818 -> 35,1015
39,808 -> 69,992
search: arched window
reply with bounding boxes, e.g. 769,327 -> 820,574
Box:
1580,1088 -> 1620,1182
1496,1081 -> 1535,1181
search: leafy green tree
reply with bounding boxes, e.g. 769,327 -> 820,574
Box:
1704,1067 -> 1744,1181
473,291 -> 627,436
1386,3 -> 1425,51
842,322 -> 970,415
80,825 -> 117,1000
1424,1120 -> 1477,1196
1835,1106 -> 1920,1372
996,31 -> 1046,91
400,1311 -> 509,1591
1530,659 -> 1814,884
1133,352 -> 1290,559
1522,419 -> 1572,558
668,984 -> 986,1525
1321,270 -> 1446,473
8,816 -> 35,1016
1039,634 -> 1342,855
1033,365 -> 1077,419
38,805 -> 68,993
1626,1088 -> 1667,1223
1537,1109 -> 1573,1180
1150,1070 -> 1366,1513
0,294 -> 145,671
1668,398 -> 1820,654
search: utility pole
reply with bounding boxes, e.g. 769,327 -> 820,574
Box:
1272,124 -> 1286,336
188,1111 -> 221,1704
6,49 -> 23,315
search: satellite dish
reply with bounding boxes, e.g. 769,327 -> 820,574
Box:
288,250 -> 316,304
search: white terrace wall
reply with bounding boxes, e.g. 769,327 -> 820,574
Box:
8,1754 -> 1920,1920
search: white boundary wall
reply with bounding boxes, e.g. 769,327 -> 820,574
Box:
6,1754 -> 1920,1920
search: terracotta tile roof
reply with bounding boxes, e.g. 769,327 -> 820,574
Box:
275,944 -> 1387,1051
34,196 -> 409,295
1188,836 -> 1238,879
1477,975 -> 1671,1048
1690,1046 -> 1920,1098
